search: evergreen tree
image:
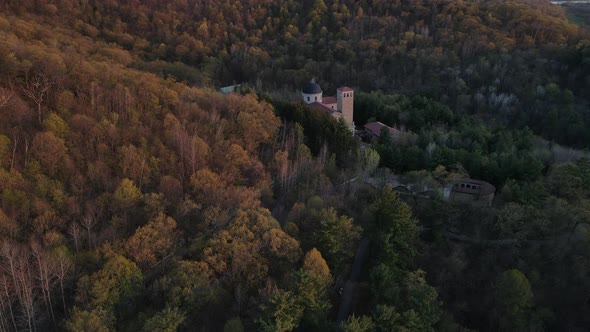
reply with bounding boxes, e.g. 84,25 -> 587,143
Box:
495,269 -> 534,331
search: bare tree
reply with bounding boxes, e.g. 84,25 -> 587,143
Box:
30,241 -> 56,325
0,274 -> 17,332
23,136 -> 30,169
68,222 -> 81,253
1,243 -> 23,323
17,257 -> 36,332
10,132 -> 18,171
20,74 -> 53,124
81,215 -> 97,250
51,248 -> 72,313
0,87 -> 14,109
1,242 -> 36,331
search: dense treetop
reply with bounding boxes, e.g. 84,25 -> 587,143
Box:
3,0 -> 588,148
0,0 -> 590,331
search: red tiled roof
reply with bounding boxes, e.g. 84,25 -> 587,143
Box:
338,86 -> 353,92
309,102 -> 336,114
364,121 -> 401,138
322,96 -> 337,104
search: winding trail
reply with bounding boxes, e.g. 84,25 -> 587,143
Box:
335,238 -> 370,324
333,230 -> 574,325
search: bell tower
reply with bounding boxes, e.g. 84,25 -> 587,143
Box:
337,86 -> 354,129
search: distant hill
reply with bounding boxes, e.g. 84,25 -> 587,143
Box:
561,2 -> 590,26
0,0 -> 587,147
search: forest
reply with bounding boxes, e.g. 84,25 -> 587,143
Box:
0,0 -> 589,331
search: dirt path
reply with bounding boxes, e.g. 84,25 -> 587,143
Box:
336,237 -> 370,324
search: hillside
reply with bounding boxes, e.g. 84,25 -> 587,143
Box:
0,1 -> 590,331
3,0 -> 589,148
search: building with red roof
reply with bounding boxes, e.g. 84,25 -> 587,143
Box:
301,79 -> 355,131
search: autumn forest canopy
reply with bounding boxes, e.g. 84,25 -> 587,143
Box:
0,0 -> 590,331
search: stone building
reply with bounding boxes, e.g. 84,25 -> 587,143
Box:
301,79 -> 354,131
448,178 -> 495,206
358,121 -> 417,145
364,121 -> 403,141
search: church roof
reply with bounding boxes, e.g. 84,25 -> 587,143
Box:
309,102 -> 336,114
338,86 -> 353,92
322,96 -> 337,104
365,122 -> 402,138
302,80 -> 322,94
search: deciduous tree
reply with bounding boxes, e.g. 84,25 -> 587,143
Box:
296,248 -> 332,328
125,213 -> 178,270
31,132 -> 67,177
495,269 -> 534,331
142,307 -> 185,332
20,74 -> 53,124
113,178 -> 142,211
316,208 -> 361,272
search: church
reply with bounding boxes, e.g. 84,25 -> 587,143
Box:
301,80 -> 354,131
